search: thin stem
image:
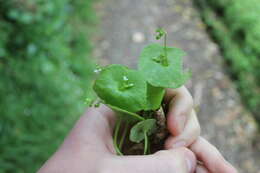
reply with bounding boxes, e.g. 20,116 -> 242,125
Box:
143,131 -> 148,155
113,118 -> 123,155
108,104 -> 145,121
161,33 -> 168,66
164,34 -> 167,58
148,139 -> 151,154
119,123 -> 129,149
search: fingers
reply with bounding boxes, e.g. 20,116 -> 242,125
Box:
165,87 -> 236,173
165,86 -> 200,148
165,86 -> 194,135
190,137 -> 238,173
165,110 -> 200,149
196,165 -> 210,173
62,105 -> 116,153
108,147 -> 196,173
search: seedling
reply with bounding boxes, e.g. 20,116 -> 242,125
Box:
88,29 -> 190,155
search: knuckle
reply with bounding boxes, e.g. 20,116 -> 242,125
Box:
154,148 -> 195,173
155,150 -> 187,172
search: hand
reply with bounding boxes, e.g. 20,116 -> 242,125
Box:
38,105 -> 196,173
164,86 -> 237,173
38,86 -> 237,173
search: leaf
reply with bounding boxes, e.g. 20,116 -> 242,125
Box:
155,28 -> 166,40
130,119 -> 157,143
145,83 -> 165,110
138,43 -> 191,88
93,64 -> 147,113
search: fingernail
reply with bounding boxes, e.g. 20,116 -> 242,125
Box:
184,150 -> 196,173
185,158 -> 193,172
171,140 -> 186,148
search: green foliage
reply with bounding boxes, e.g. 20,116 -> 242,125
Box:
145,84 -> 165,110
92,29 -> 190,155
0,0 -> 96,172
138,44 -> 190,88
155,28 -> 167,40
130,119 -> 157,143
195,0 -> 260,124
93,45 -> 189,116
93,64 -> 147,113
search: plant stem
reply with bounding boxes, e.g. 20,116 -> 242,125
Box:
119,123 -> 129,150
108,104 -> 145,121
143,131 -> 148,155
163,33 -> 169,66
164,34 -> 167,58
113,118 -> 123,155
148,139 -> 151,154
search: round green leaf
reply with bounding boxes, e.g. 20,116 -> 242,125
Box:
93,64 -> 147,113
138,44 -> 191,88
130,119 -> 157,143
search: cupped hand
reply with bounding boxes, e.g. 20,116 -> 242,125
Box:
38,86 -> 237,173
38,105 -> 196,173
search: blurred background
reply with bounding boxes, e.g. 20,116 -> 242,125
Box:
0,0 -> 259,172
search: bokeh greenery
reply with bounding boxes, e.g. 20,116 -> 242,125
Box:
195,0 -> 260,125
0,0 -> 96,172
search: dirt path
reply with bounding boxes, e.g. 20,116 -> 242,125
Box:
94,0 -> 260,172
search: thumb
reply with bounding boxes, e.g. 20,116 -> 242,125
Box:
61,105 -> 116,153
106,147 -> 196,173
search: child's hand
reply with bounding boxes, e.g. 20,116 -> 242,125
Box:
38,87 -> 237,173
38,105 -> 196,173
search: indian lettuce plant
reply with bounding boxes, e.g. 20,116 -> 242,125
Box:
87,29 -> 191,155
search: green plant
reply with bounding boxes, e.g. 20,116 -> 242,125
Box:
0,0 -> 95,172
194,0 -> 260,125
88,29 -> 190,155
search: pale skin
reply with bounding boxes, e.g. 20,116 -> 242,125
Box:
38,87 -> 238,173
